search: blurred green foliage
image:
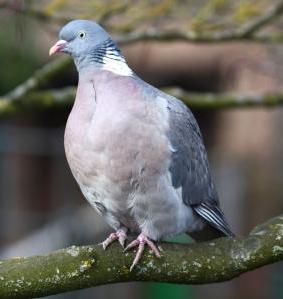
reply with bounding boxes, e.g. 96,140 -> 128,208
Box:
0,15 -> 43,93
146,283 -> 194,299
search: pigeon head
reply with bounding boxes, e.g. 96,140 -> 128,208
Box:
49,20 -> 110,57
49,20 -> 133,76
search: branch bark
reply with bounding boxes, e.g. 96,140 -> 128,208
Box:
0,214 -> 283,298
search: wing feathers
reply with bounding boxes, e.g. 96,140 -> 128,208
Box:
193,203 -> 234,237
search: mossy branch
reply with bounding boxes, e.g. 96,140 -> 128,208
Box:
0,214 -> 283,298
4,57 -> 72,102
1,51 -> 283,116
2,87 -> 283,118
235,1 -> 283,37
117,1 -> 283,44
0,1 -> 128,26
116,30 -> 283,44
3,1 -> 283,43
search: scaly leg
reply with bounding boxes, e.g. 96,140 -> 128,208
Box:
102,228 -> 127,249
124,233 -> 161,271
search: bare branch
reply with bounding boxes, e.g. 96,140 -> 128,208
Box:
0,214 -> 282,298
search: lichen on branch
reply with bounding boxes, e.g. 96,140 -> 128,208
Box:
0,214 -> 283,298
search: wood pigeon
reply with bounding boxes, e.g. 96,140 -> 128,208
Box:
49,20 -> 234,271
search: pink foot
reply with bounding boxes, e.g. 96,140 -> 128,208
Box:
124,233 -> 161,271
102,229 -> 127,249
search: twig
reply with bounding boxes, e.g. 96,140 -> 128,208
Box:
4,57 -> 72,101
0,214 -> 283,298
237,1 -> 283,37
0,1 -> 69,23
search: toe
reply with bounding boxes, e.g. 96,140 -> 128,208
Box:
102,232 -> 118,250
125,234 -> 161,271
117,230 -> 127,248
124,239 -> 139,252
146,239 -> 161,258
118,235 -> 126,248
130,242 -> 145,271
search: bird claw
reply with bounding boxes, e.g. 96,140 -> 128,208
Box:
102,229 -> 127,249
118,233 -> 127,248
124,234 -> 161,271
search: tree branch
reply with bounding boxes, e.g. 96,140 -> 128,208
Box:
117,1 -> 283,44
0,1 -> 129,27
1,1 -> 283,116
1,87 -> 283,118
116,30 -> 283,44
164,88 -> 283,109
236,1 -> 283,37
0,214 -> 283,298
2,1 -> 283,108
3,1 -> 283,43
0,0 -> 70,23
3,57 -> 72,102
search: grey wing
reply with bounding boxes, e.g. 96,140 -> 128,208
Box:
165,95 -> 234,237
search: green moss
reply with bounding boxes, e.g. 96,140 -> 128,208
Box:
234,2 -> 261,23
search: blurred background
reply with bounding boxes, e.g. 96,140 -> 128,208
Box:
1,0 -> 283,298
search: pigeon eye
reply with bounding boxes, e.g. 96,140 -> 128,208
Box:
78,31 -> 86,39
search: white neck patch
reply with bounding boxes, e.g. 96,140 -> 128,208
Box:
102,48 -> 133,77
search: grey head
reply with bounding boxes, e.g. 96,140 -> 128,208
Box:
49,20 -> 132,75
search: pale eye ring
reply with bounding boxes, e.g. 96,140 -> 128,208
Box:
78,31 -> 86,39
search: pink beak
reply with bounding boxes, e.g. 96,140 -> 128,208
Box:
49,40 -> 67,56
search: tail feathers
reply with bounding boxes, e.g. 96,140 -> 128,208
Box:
189,224 -> 227,242
193,202 -> 235,239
